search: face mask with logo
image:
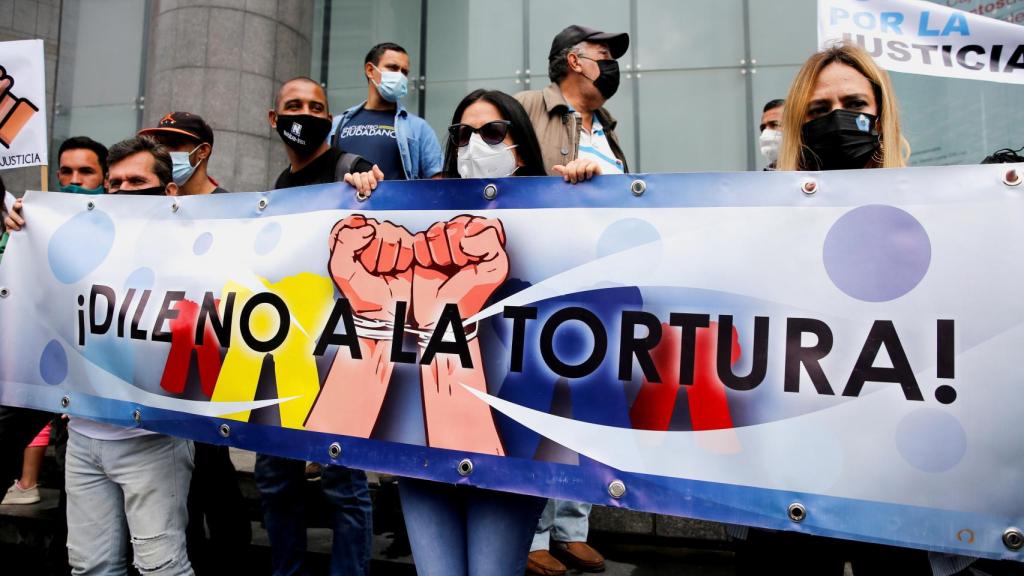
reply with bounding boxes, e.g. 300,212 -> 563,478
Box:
759,128 -> 782,165
457,133 -> 518,179
275,114 -> 333,156
801,109 -> 880,170
170,144 -> 203,186
372,64 -> 408,103
59,183 -> 105,195
580,57 -> 620,100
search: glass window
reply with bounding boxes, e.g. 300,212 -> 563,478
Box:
52,0 -> 148,149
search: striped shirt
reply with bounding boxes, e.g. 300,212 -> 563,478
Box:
578,114 -> 624,175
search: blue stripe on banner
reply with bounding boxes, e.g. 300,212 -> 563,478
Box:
5,386 -> 1017,561
59,164 -> 1017,221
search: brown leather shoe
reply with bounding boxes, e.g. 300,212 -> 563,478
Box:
526,550 -> 567,576
552,541 -> 605,572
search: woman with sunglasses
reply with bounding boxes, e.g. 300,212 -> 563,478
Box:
396,89 -> 554,576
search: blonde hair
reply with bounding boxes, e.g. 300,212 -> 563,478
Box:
777,42 -> 910,171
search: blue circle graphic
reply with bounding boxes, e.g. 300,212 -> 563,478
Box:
124,267 -> 155,290
254,222 -> 282,255
40,340 -> 68,385
193,232 -> 213,255
823,205 -> 931,302
596,218 -> 661,259
47,210 -> 116,284
895,408 -> 966,473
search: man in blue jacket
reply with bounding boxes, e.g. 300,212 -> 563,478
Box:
330,42 -> 442,180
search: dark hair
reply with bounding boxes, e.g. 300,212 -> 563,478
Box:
365,42 -> 407,67
107,136 -> 173,188
442,89 -> 547,178
58,136 -> 109,176
548,42 -> 586,84
275,76 -> 326,111
981,146 -> 1024,164
763,99 -> 785,113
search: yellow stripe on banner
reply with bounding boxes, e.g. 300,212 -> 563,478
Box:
211,273 -> 335,428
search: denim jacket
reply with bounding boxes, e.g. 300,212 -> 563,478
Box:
329,101 -> 443,180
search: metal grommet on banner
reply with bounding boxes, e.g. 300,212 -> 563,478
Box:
457,458 -> 474,476
171,200 -> 180,213
328,442 -> 342,459
483,183 -> 498,200
788,502 -> 807,523
0,287 -> 8,298
258,197 -> 269,210
1003,527 -> 1024,551
607,479 -> 627,499
1004,169 -> 1022,187
60,395 -> 70,408
86,201 -> 95,211
355,191 -> 370,202
630,179 -> 646,197
801,179 -> 818,195
132,409 -> 142,424
218,423 -> 231,438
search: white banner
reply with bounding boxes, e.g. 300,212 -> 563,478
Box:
0,39 -> 47,170
819,0 -> 1024,84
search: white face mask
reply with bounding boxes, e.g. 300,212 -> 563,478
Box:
759,128 -> 782,165
456,133 -> 518,179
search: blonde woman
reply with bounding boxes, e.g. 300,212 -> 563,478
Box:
777,42 -> 910,171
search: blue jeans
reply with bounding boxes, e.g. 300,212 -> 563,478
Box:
254,455 -> 372,576
399,478 -> 545,576
531,499 -> 591,551
65,429 -> 195,576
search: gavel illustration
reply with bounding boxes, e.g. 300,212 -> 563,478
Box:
0,65 -> 39,148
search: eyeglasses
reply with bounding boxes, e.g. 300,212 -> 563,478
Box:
448,120 -> 512,147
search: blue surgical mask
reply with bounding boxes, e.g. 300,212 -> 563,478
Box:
170,144 -> 203,186
59,183 -> 105,195
372,64 -> 408,103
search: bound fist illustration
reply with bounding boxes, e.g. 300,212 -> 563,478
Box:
410,215 -> 508,330
328,215 -> 415,322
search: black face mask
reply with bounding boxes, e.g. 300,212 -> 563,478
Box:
583,59 -> 620,100
275,114 -> 332,156
801,109 -> 881,170
115,186 -> 166,196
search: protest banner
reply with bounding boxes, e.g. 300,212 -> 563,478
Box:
0,39 -> 46,170
819,0 -> 1024,84
1,166 -> 1023,560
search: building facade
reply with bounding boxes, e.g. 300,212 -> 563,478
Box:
3,0 -> 1023,195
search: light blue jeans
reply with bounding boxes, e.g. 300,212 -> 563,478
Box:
399,478 -> 545,576
530,499 -> 591,551
66,430 -> 195,575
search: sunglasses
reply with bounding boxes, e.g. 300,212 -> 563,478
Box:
448,120 -> 512,147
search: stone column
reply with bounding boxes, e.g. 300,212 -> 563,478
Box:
144,0 -> 313,192
0,0 -> 61,196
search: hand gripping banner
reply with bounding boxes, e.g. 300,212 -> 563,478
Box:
1,165 -> 1024,560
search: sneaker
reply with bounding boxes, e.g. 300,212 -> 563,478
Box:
1,480 -> 40,505
305,462 -> 322,482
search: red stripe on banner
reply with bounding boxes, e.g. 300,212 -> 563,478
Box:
159,299 -> 223,397
630,322 -> 736,431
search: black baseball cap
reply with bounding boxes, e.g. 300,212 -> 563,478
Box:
138,111 -> 214,146
548,25 -> 629,61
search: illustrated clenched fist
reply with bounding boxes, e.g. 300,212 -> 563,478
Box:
328,215 -> 415,322
327,214 -> 508,331
410,215 -> 508,331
